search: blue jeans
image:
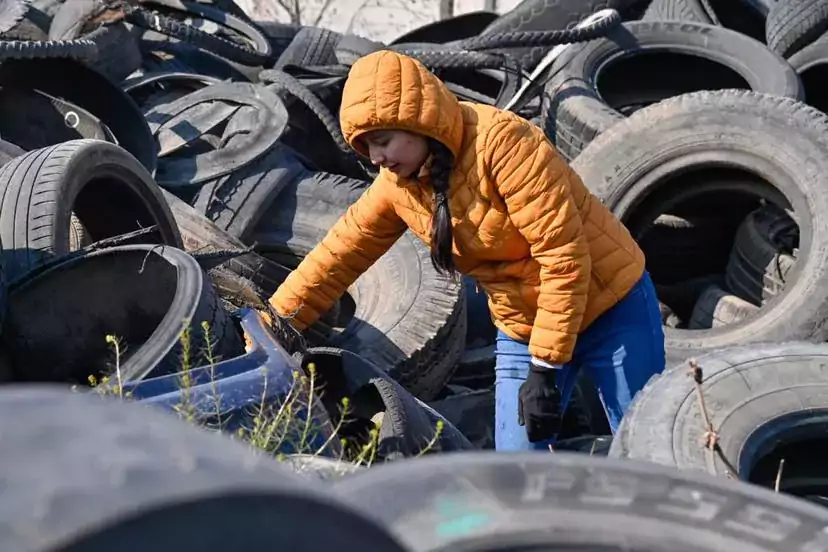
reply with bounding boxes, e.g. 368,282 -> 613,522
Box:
493,271 -> 666,451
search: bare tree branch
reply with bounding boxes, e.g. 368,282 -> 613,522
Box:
312,0 -> 337,26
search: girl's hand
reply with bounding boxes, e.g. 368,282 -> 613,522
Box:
517,362 -> 564,443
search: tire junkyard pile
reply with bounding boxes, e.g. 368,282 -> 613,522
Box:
2,0 -> 828,549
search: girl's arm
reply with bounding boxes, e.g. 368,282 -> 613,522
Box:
485,116 -> 592,366
268,176 -> 407,330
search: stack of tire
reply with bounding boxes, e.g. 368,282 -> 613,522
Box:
526,0 -> 828,511
0,0 -> 825,547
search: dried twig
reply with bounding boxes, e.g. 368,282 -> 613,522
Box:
774,458 -> 786,493
687,359 -> 739,477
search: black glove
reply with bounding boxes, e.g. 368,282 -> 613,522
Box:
517,362 -> 564,443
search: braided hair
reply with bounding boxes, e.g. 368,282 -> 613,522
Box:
426,138 -> 457,278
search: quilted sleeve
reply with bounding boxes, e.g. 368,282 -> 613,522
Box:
268,176 -> 407,330
484,117 -> 591,364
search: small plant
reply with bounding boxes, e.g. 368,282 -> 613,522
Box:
84,317 -> 443,473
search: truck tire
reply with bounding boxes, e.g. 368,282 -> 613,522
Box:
571,90 -> 828,365
610,341 -> 828,503
542,20 -> 803,160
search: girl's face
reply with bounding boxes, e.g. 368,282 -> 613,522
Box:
361,130 -> 429,178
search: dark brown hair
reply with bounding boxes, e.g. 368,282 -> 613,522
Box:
427,138 -> 457,278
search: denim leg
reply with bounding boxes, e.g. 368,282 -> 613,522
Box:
573,271 -> 666,431
493,330 -> 580,452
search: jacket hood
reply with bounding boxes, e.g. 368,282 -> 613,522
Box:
339,50 -> 465,159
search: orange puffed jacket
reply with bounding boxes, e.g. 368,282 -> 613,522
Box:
269,50 -> 646,365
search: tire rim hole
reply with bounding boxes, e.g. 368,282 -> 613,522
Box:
623,167 -> 799,331
597,52 -> 751,117
74,175 -> 165,244
747,435 -> 828,507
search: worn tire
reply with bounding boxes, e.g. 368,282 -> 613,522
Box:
332,450 -> 828,552
251,174 -> 466,401
571,90 -> 828,366
0,385 -> 408,552
543,20 -> 803,160
643,0 -> 769,41
2,244 -> 243,384
275,26 -> 340,68
191,143 -> 308,241
766,0 -> 828,57
609,342 -> 828,492
725,204 -> 798,306
687,284 -> 760,329
0,139 -> 182,283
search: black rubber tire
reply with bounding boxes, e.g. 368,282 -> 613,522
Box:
725,204 -> 798,306
275,26 -> 340,68
542,20 -> 803,160
0,385 -> 408,552
609,342 -> 828,487
332,450 -> 828,552
481,0 -> 660,68
126,2 -> 271,67
483,0 -> 638,34
687,284 -> 760,329
81,22 -> 143,82
787,32 -> 828,113
302,347 -> 475,460
2,244 -> 243,384
255,20 -> 300,58
570,90 -> 828,366
250,173 -> 467,401
0,57 -> 157,173
766,0 -> 828,58
643,0 -> 769,42
191,143 -> 309,242
0,139 -> 182,283
334,33 -> 384,66
259,69 -> 367,177
145,81 -> 288,188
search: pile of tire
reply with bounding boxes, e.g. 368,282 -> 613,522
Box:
0,0 -> 826,546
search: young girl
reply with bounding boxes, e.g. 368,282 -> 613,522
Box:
268,50 -> 666,451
